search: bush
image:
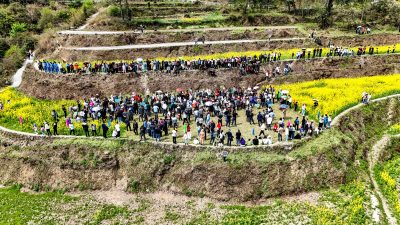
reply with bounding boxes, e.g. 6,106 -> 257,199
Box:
68,0 -> 83,8
82,0 -> 95,17
0,38 -> 9,58
9,22 -> 27,37
7,34 -> 36,53
56,10 -> 71,22
108,5 -> 121,17
38,7 -> 55,30
69,8 -> 85,28
0,9 -> 14,37
4,45 -> 24,59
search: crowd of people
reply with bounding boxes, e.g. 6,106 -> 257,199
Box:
36,54 -> 284,76
36,43 -> 397,76
26,85 -> 335,147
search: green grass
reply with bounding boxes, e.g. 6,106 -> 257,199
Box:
165,210 -> 181,221
187,180 -> 372,224
374,137 -> 400,221
90,205 -> 130,225
52,138 -> 126,150
0,185 -> 75,224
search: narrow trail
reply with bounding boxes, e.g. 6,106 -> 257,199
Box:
369,134 -> 399,225
76,7 -> 105,30
331,94 -> 400,127
369,98 -> 399,225
11,57 -> 34,88
61,37 -> 306,51
58,26 -> 298,35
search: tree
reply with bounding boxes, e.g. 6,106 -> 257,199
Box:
110,0 -> 132,21
320,0 -> 334,28
285,0 -> 296,12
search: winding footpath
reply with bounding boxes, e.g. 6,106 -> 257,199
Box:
61,37 -> 306,51
58,26 -> 299,35
11,57 -> 34,88
369,134 -> 400,225
76,7 -> 105,31
331,94 -> 400,127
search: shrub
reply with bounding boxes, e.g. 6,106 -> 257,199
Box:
68,0 -> 83,8
56,10 -> 71,22
4,45 -> 24,60
38,7 -> 55,30
9,22 -> 27,37
0,38 -> 10,58
128,179 -> 140,193
82,0 -> 95,17
0,9 -> 14,37
69,8 -> 85,28
108,5 -> 121,17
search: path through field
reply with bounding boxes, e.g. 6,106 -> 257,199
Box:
369,134 -> 399,225
58,26 -> 299,35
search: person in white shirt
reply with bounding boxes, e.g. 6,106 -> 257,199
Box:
172,129 -> 177,144
285,127 -> 289,141
266,116 -> 273,130
183,133 -> 189,145
115,123 -> 121,138
112,129 -> 118,138
259,123 -> 266,136
263,136 -> 273,145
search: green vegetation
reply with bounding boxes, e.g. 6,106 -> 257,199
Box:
0,1 -> 97,86
0,184 -> 75,224
0,87 -> 127,137
90,205 -> 130,225
188,180 -> 372,224
374,137 -> 400,221
388,124 -> 400,135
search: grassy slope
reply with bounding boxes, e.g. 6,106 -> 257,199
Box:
374,137 -> 400,221
0,181 -> 375,225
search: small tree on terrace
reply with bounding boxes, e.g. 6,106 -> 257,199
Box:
320,0 -> 334,28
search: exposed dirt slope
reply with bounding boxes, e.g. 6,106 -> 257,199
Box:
20,54 -> 400,100
60,28 -> 302,46
44,39 -> 310,61
39,34 -> 400,62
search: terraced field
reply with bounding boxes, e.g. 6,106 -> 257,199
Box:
1,0 -> 400,224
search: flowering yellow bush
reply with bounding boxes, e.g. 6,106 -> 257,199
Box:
275,74 -> 400,119
375,156 -> 400,221
381,171 -> 396,188
0,88 -> 125,137
389,124 -> 400,135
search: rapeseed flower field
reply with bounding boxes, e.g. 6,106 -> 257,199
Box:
0,88 -> 125,137
275,74 -> 400,119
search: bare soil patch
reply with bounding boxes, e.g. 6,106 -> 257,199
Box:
61,28 -> 302,47
45,39 -> 310,62
323,34 -> 400,48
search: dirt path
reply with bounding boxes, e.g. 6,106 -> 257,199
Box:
369,134 -> 399,225
11,57 -> 33,88
76,7 -> 105,30
61,37 -> 306,51
331,94 -> 400,127
58,26 -> 299,35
